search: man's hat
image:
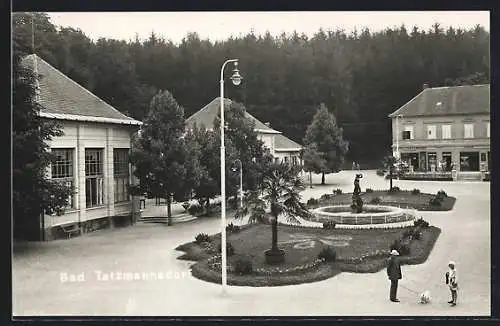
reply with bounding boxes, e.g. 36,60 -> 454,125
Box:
390,250 -> 399,256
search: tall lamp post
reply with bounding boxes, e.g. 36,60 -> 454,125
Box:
395,114 -> 403,160
220,59 -> 243,294
231,159 -> 243,209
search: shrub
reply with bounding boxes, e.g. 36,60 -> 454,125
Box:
437,190 -> 448,198
411,188 -> 421,195
429,196 -> 442,206
318,246 -> 337,262
413,229 -> 422,240
233,257 -> 253,275
322,221 -> 336,229
399,243 -> 411,256
376,169 -> 386,176
370,197 -> 382,204
226,222 -> 241,234
217,241 -> 235,256
389,186 -> 400,192
436,190 -> 448,201
307,198 -> 319,206
188,203 -> 203,216
195,233 -> 210,244
402,228 -> 414,239
414,217 -> 430,228
366,188 -> 374,193
333,188 -> 342,195
320,194 -> 333,201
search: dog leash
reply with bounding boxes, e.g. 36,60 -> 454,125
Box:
399,283 -> 420,294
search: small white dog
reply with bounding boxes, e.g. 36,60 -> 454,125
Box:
419,290 -> 431,304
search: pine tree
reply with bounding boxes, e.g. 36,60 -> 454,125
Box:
303,103 -> 349,184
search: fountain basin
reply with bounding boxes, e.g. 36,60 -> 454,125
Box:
309,205 -> 415,225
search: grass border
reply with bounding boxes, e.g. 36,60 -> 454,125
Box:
176,225 -> 441,287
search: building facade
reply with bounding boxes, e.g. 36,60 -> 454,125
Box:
22,55 -> 142,240
389,84 -> 490,180
186,97 -> 303,165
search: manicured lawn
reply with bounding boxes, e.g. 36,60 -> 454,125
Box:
307,190 -> 456,211
176,222 -> 441,286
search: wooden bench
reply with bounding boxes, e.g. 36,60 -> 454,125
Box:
59,223 -> 81,239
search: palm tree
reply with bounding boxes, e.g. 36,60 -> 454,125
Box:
380,154 -> 398,190
238,162 -> 308,264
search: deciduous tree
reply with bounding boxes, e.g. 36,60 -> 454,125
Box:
130,90 -> 199,225
303,103 -> 349,184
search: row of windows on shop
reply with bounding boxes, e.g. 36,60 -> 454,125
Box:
51,148 -> 130,209
401,121 -> 490,140
400,151 -> 490,172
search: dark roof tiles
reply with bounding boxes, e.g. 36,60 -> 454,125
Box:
21,54 -> 139,123
389,84 -> 490,118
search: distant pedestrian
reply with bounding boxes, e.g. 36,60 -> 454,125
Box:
357,163 -> 360,171
446,261 -> 458,306
352,161 -> 356,170
387,249 -> 402,302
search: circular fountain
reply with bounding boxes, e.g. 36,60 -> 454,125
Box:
280,174 -> 417,229
310,205 -> 415,225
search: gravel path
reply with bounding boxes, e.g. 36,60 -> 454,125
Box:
12,170 -> 490,316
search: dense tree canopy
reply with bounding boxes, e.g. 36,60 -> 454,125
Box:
13,12 -> 490,166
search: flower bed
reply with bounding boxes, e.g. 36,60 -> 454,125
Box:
176,222 -> 440,286
306,190 -> 456,211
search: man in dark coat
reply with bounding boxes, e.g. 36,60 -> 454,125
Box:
387,249 -> 402,302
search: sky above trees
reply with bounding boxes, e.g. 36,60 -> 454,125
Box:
46,11 -> 489,44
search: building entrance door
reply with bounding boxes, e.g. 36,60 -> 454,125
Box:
442,152 -> 452,171
419,152 -> 427,172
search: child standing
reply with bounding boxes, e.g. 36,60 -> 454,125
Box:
446,261 -> 458,306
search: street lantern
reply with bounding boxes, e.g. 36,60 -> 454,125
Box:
230,62 -> 243,86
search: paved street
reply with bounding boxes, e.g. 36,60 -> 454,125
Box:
12,170 -> 490,316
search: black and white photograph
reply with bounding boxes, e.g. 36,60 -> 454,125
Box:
11,10 -> 491,317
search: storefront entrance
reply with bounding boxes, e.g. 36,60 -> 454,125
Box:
419,152 -> 427,172
427,152 -> 437,172
460,151 -> 480,172
442,152 -> 452,171
401,152 -> 419,171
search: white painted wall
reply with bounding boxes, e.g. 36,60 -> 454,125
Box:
257,133 -> 275,156
45,120 -> 137,227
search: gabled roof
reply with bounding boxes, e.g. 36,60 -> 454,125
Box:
186,97 -> 281,134
274,134 -> 302,152
20,54 -> 141,126
388,84 -> 490,118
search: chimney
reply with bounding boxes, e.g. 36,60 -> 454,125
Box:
422,83 -> 429,90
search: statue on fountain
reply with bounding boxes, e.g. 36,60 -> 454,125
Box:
351,173 -> 364,213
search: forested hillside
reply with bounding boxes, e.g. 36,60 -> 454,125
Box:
12,12 -> 490,166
